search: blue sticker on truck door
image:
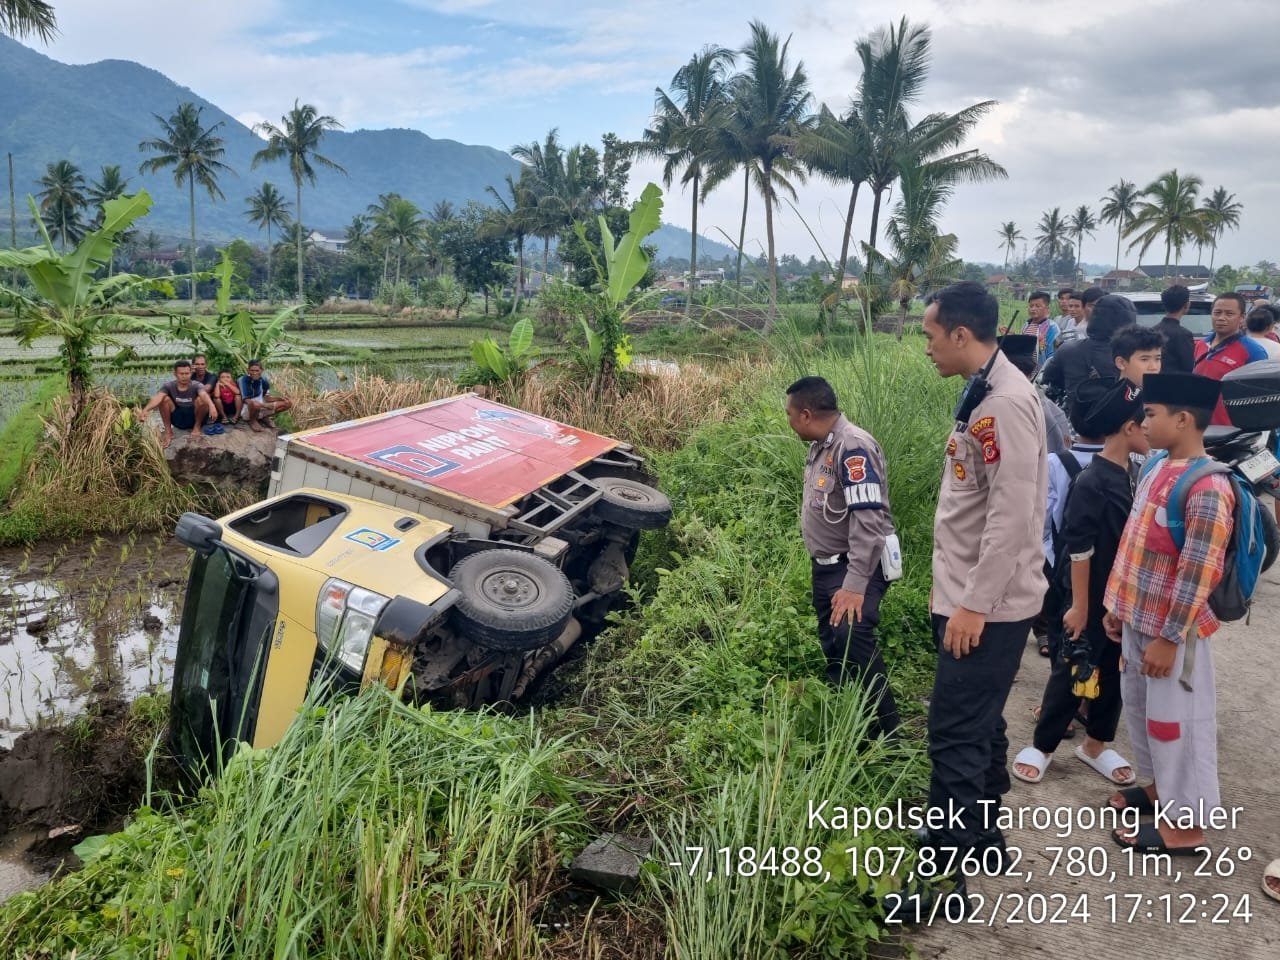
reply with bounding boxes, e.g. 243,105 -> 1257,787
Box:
343,528 -> 402,551
369,444 -> 460,478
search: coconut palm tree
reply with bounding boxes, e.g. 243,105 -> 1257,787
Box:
430,200 -> 456,225
699,114 -> 758,300
511,130 -> 568,278
87,165 -> 129,221
138,102 -> 232,311
1035,207 -> 1070,265
0,0 -> 56,41
484,174 -> 536,300
1099,179 -> 1139,271
854,18 -> 1005,249
873,161 -> 960,340
244,182 -> 292,294
251,101 -> 346,306
793,103 -> 871,315
1125,169 -> 1212,273
1202,187 -> 1242,275
36,160 -> 86,250
996,221 -> 1022,269
1069,205 -> 1097,277
727,20 -> 813,318
369,195 -> 425,286
637,45 -> 736,310
86,165 -> 132,273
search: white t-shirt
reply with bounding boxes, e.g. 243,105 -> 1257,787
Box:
1247,334 -> 1280,359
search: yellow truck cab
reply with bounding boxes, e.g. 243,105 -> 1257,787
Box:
169,395 -> 671,772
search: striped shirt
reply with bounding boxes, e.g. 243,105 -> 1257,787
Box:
1103,459 -> 1233,643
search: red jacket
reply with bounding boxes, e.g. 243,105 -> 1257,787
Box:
1193,332 -> 1270,425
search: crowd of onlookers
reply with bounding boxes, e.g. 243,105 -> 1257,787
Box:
140,355 -> 292,447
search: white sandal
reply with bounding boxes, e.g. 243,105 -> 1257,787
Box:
1074,745 -> 1137,785
1263,859 -> 1280,903
1012,746 -> 1052,784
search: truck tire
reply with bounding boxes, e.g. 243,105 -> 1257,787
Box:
449,549 -> 574,652
594,477 -> 673,530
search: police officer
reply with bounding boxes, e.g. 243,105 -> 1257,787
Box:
785,376 -> 900,738
922,282 -> 1048,869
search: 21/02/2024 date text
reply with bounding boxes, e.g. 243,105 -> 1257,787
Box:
885,891 -> 1254,926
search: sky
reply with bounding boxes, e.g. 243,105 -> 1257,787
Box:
15,0 -> 1280,270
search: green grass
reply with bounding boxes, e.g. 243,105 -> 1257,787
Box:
0,374 -> 65,503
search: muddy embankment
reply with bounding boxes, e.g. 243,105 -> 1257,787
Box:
0,535 -> 189,896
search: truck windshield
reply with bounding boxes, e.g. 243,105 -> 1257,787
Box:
169,548 -> 273,772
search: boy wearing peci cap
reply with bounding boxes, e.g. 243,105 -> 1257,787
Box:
1013,378 -> 1149,787
1103,373 -> 1233,855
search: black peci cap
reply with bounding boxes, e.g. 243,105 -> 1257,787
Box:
1070,377 -> 1144,436
1141,372 -> 1222,410
999,334 -> 1039,358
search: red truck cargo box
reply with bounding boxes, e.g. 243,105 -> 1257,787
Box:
294,395 -> 620,509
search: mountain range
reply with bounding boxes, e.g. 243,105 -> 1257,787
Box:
0,35 -> 734,263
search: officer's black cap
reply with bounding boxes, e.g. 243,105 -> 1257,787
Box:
999,334 -> 1038,358
1141,372 -> 1222,410
1070,377 -> 1144,436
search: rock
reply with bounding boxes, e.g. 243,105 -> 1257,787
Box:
568,833 -> 652,894
25,615 -> 48,637
164,424 -> 278,492
141,612 -> 163,632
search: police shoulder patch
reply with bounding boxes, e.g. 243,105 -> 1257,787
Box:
970,415 -> 999,464
841,447 -> 884,510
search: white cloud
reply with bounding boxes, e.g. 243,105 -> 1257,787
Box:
20,0 -> 1280,266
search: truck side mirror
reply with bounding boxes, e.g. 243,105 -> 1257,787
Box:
175,513 -> 223,556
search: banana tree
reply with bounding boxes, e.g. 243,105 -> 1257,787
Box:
0,190 -> 172,413
573,182 -> 662,393
130,248 -> 322,373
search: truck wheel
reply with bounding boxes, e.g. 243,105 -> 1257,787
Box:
449,550 -> 574,652
594,477 -> 672,530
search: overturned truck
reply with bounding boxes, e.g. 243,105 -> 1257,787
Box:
168,394 -> 671,770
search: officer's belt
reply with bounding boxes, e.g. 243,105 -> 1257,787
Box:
812,553 -> 847,566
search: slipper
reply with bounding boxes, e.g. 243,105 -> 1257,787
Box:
1263,859 -> 1280,903
1111,823 -> 1206,857
1109,785 -> 1156,814
202,424 -> 221,436
1011,746 -> 1051,784
1074,745 -> 1137,786
1038,639 -> 1051,657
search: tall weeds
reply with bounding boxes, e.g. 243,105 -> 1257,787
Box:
0,391 -> 248,544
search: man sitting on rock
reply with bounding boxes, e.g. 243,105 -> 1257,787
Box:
140,359 -> 217,447
238,359 -> 293,432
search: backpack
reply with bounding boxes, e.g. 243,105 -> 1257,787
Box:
1137,451 -> 1267,621
1049,451 -> 1085,595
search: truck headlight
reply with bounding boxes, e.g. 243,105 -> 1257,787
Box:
315,578 -> 390,675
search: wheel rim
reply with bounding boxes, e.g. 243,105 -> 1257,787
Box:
604,481 -> 656,505
479,568 -> 542,610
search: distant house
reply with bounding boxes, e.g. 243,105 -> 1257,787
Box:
824,273 -> 861,291
986,273 -> 1011,288
1099,269 -> 1146,291
1136,264 -> 1213,283
308,230 -> 347,254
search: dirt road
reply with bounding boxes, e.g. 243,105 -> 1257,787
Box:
911,565 -> 1280,959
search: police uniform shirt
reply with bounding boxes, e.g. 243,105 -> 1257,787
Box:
801,415 -> 895,594
933,349 -> 1049,621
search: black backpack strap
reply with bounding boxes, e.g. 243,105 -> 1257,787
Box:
1055,450 -> 1084,481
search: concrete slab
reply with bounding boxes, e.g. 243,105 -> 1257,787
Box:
569,833 -> 653,894
910,566 -> 1280,958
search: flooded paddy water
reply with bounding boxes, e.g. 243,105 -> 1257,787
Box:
0,534 -> 188,901
0,534 -> 187,749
